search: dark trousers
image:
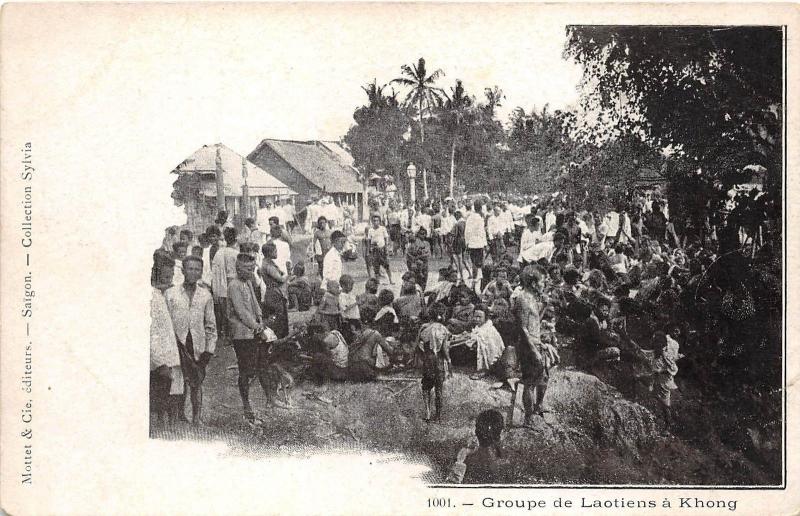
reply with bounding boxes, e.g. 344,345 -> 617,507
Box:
214,298 -> 229,338
149,371 -> 171,419
178,332 -> 207,422
233,338 -> 275,416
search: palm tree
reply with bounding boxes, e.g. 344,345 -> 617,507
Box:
392,57 -> 445,200
483,86 -> 504,118
361,79 -> 398,111
443,79 -> 473,196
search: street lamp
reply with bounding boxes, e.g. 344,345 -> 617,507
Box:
406,162 -> 417,207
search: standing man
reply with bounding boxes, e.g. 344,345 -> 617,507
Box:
266,225 -> 292,277
465,199 -> 488,291
165,255 -> 217,424
283,197 -> 297,235
313,216 -> 332,278
322,230 -> 346,292
367,214 -> 394,285
512,266 -> 559,428
228,253 -> 274,421
487,205 -> 506,262
211,227 -> 239,341
150,252 -> 183,425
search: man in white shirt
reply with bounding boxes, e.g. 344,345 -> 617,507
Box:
322,230 -> 346,292
486,205 -> 506,262
416,208 -> 432,237
500,203 -> 514,241
518,215 -> 553,265
367,215 -> 393,284
283,198 -> 297,234
150,253 -> 183,425
272,199 -> 286,228
266,225 -> 292,276
165,255 -> 217,424
464,199 -> 488,289
604,209 -> 620,238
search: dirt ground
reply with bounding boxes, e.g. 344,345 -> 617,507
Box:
150,231 -> 777,485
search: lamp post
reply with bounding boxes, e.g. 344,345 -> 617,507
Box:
406,162 -> 417,207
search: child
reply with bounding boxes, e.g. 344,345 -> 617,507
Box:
373,288 -> 399,337
287,262 -> 312,311
357,277 -> 380,323
448,285 -> 476,335
418,303 -> 452,422
339,274 -> 360,342
317,279 -> 341,331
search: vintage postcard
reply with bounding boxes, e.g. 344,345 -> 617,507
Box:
1,2 -> 798,514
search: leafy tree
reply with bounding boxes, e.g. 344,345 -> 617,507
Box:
343,79 -> 408,197
564,26 -> 782,205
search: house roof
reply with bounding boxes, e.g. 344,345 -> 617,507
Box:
173,143 -> 296,197
319,140 -> 356,168
636,167 -> 666,186
250,139 -> 363,193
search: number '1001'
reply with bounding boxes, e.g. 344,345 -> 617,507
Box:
428,498 -> 452,508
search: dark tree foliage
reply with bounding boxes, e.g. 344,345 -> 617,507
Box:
565,26 -> 782,194
343,80 -> 408,183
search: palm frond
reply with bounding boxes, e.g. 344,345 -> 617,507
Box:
425,68 -> 445,84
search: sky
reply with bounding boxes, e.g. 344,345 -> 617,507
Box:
102,3 -> 584,156
3,3 -> 585,230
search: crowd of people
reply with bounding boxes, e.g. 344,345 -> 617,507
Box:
150,183 -> 779,482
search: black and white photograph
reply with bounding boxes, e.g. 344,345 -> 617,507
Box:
1,4 -> 796,514
148,23 -> 784,486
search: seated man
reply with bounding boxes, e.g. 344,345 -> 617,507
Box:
425,267 -> 459,308
447,285 -> 476,335
395,272 -> 424,320
450,309 -> 505,374
482,267 -> 512,301
307,321 -> 350,385
348,321 -> 395,379
573,301 -> 620,370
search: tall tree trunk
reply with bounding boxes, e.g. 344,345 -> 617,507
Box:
449,136 -> 456,197
418,96 -> 428,201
